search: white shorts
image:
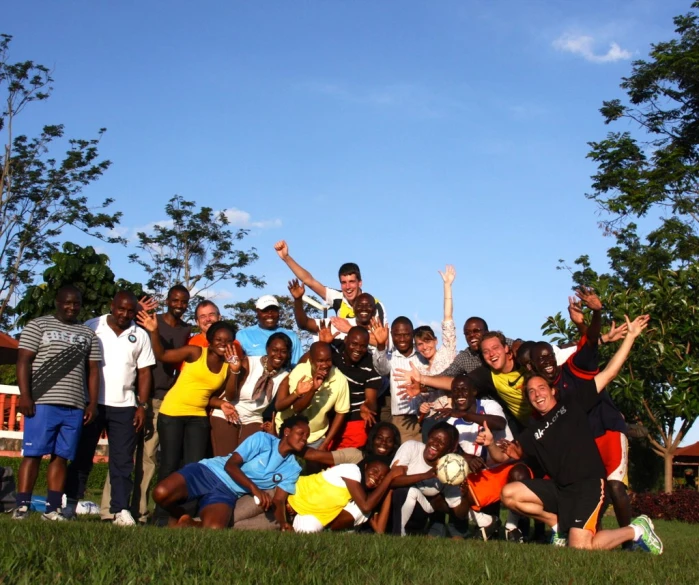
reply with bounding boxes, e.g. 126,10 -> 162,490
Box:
343,501 -> 370,527
292,514 -> 324,533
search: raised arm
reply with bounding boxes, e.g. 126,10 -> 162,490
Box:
288,279 -> 319,333
594,314 -> 649,392
274,240 -> 327,299
439,265 -> 456,323
136,311 -> 201,364
576,287 -> 603,347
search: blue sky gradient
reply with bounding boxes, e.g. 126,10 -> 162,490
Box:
6,1 -> 696,444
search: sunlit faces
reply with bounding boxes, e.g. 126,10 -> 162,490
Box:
284,422 -> 311,452
391,322 -> 414,355
339,273 -> 362,303
364,460 -> 390,490
256,306 -> 280,330
526,375 -> 557,416
111,294 -> 138,329
55,289 -> 82,324
310,344 -> 333,380
450,376 -> 477,412
209,328 -> 235,357
344,328 -> 369,364
166,290 -> 190,320
371,426 -> 396,457
480,337 -> 511,373
266,338 -> 290,370
196,304 -> 221,334
423,429 -> 454,464
530,343 -> 558,383
415,337 -> 438,361
353,294 -> 376,327
464,318 -> 488,352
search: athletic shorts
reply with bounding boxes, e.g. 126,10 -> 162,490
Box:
331,420 -> 368,450
466,462 -> 533,511
22,404 -> 84,460
343,500 -> 371,526
521,477 -> 607,535
177,463 -> 239,511
594,430 -> 628,485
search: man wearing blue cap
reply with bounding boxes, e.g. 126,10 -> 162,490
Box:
236,295 -> 303,366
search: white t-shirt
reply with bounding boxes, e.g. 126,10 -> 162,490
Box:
390,440 -> 461,507
554,345 -> 577,365
211,356 -> 289,425
322,463 -> 362,487
446,399 -> 513,465
85,316 -> 155,407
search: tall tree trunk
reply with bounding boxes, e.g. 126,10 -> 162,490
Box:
664,452 -> 674,494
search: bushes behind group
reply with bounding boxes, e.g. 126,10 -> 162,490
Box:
631,490 -> 699,524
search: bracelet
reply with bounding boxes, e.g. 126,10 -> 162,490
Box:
230,371 -> 240,375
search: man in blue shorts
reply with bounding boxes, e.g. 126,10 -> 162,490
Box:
13,285 -> 102,520
152,415 -> 310,529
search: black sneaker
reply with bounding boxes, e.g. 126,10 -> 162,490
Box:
505,527 -> 525,543
478,517 -> 501,541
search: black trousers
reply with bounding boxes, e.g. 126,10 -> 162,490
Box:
65,405 -> 138,513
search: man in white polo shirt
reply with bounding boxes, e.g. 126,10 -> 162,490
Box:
64,291 -> 155,526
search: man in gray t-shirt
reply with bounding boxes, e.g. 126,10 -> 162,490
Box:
13,285 -> 101,520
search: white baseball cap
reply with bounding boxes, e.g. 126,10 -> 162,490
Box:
255,295 -> 280,310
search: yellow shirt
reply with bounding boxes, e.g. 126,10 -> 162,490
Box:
288,470 -> 352,526
275,362 -> 349,443
491,370 -> 531,423
160,348 -> 228,417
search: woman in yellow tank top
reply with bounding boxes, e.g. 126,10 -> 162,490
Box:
137,311 -> 242,506
286,457 -> 406,533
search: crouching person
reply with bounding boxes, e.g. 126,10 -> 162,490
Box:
153,415 -> 310,528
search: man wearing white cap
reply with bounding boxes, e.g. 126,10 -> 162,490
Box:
236,295 -> 303,366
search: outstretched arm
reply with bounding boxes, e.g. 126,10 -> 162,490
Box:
439,265 -> 456,323
594,315 -> 649,392
576,287 -> 603,347
274,240 -> 327,299
288,279 -> 319,333
137,311 -> 200,364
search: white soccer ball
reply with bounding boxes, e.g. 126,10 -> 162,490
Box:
436,453 -> 469,486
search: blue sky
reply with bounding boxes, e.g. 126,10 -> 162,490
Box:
6,1 -> 697,444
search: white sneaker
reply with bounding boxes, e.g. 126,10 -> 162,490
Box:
112,509 -> 137,526
11,505 -> 29,520
42,510 -> 69,522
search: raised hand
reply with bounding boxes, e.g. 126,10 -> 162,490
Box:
567,296 -> 585,326
288,278 -> 305,300
575,287 -> 603,311
602,320 -> 628,344
138,295 -> 159,313
329,317 -> 351,333
274,240 -> 289,261
318,320 -> 340,344
394,362 -> 421,385
224,343 -> 242,372
369,318 -> 389,347
295,376 -> 314,395
438,264 -> 456,285
478,420 -> 493,447
625,314 -> 650,339
136,310 -> 158,333
360,403 -> 377,426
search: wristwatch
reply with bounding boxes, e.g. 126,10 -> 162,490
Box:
138,402 -> 149,411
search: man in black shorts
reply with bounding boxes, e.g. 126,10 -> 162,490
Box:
481,315 -> 662,553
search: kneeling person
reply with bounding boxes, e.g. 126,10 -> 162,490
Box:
153,415 -> 310,529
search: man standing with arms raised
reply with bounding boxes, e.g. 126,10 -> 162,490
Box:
64,291 -> 155,526
13,286 -> 102,520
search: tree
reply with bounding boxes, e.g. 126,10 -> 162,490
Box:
547,3 -> 699,493
15,242 -> 144,327
128,195 -> 265,299
225,295 -> 322,350
0,34 -> 124,329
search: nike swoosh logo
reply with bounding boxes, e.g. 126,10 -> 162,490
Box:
251,344 -> 261,347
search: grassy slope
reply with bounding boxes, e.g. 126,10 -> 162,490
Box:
0,517 -> 697,585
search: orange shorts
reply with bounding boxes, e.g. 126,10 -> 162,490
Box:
330,419 -> 368,450
466,462 -> 533,511
594,430 -> 628,485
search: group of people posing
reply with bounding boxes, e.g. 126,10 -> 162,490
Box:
11,239 -> 663,554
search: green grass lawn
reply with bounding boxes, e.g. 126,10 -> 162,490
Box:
0,515 -> 697,585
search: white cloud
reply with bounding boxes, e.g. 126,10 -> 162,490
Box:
223,208 -> 282,229
553,33 -> 631,63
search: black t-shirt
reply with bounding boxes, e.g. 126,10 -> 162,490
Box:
329,340 -> 383,421
152,314 -> 192,400
554,351 -> 627,438
518,378 -> 607,487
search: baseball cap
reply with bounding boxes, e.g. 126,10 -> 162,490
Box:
255,295 -> 279,310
